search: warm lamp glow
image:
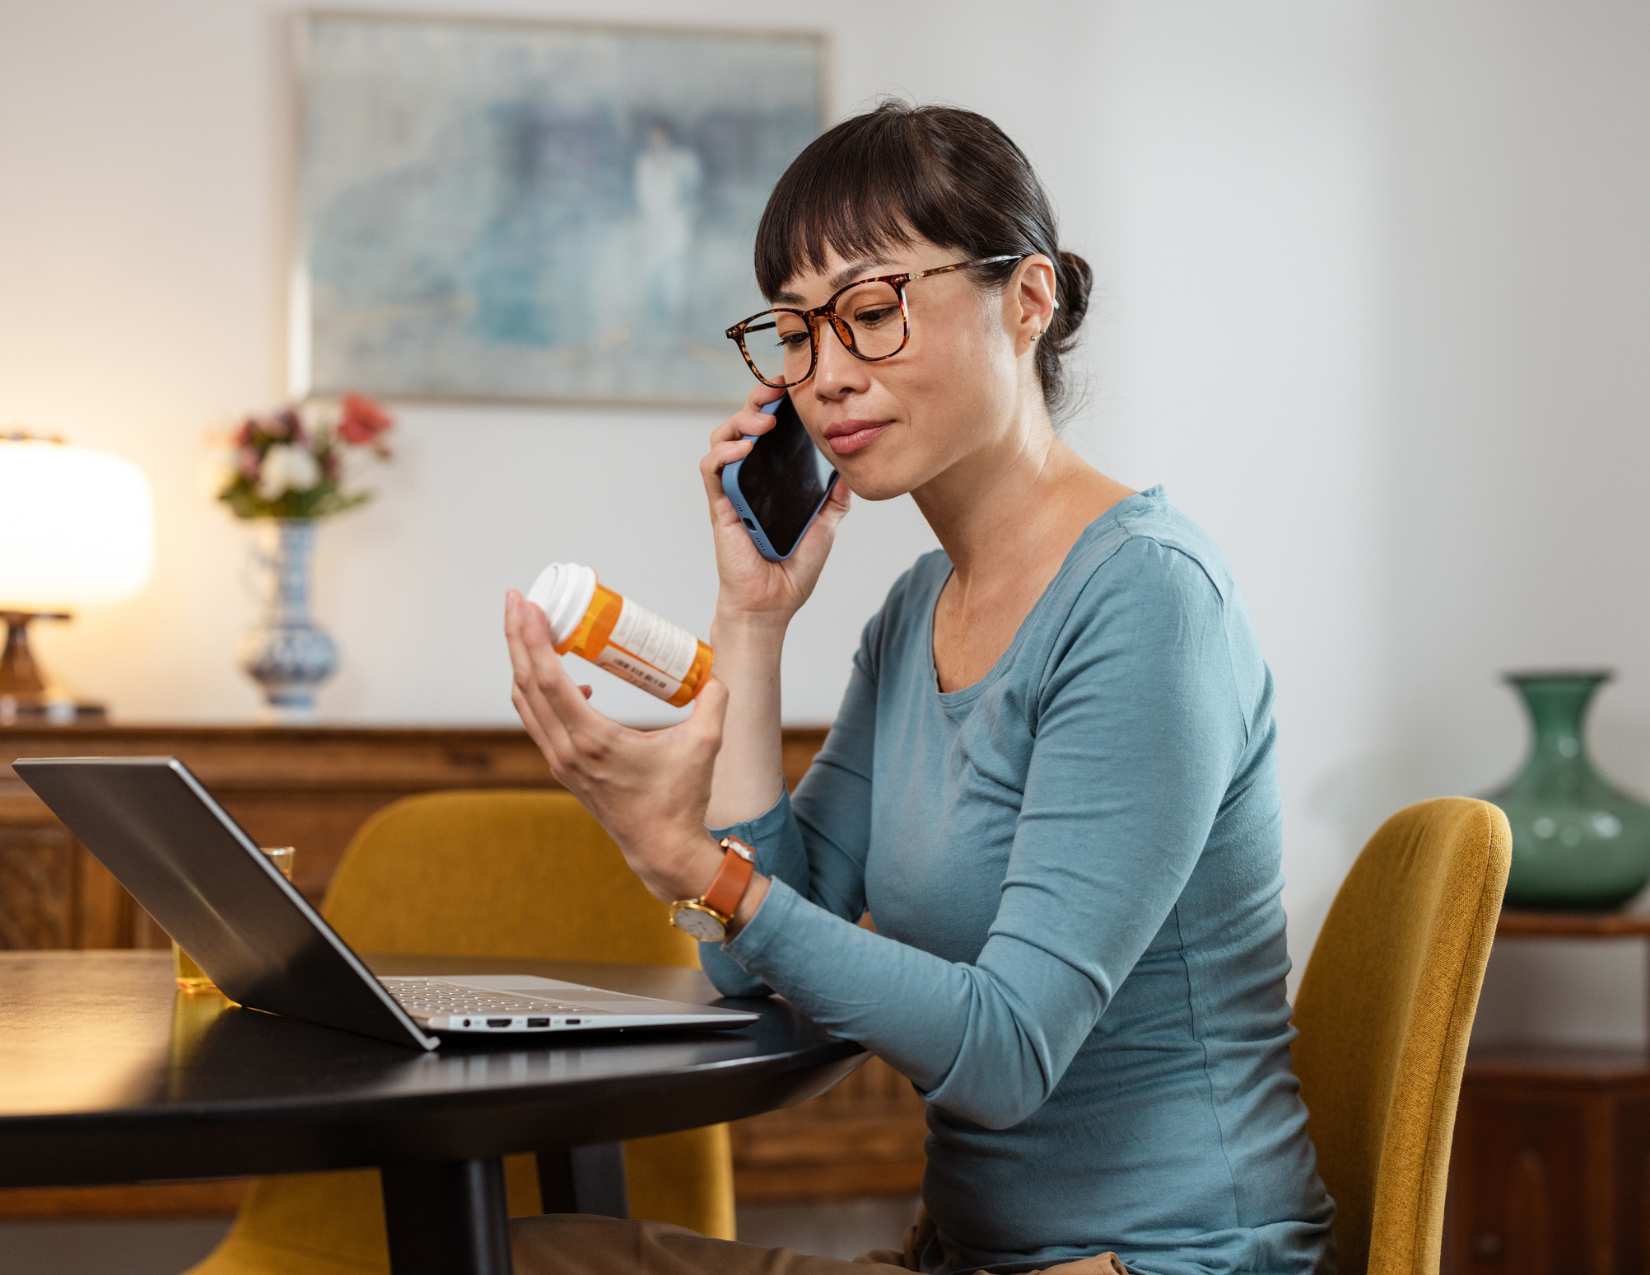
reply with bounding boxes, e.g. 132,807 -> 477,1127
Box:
0,437 -> 155,609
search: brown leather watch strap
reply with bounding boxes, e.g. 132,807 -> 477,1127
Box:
701,836 -> 757,919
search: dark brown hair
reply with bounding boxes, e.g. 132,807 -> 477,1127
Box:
755,100 -> 1092,418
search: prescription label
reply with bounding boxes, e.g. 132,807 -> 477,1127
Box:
595,598 -> 698,699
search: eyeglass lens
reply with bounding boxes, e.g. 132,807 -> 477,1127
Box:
742,280 -> 905,386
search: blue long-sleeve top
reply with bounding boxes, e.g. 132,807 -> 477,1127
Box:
703,488 -> 1334,1275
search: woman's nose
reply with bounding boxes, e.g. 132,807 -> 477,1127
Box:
810,317 -> 868,396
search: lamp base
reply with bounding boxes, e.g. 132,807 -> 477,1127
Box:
0,611 -> 107,725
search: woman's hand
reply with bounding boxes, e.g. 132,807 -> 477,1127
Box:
504,590 -> 729,904
701,383 -> 851,630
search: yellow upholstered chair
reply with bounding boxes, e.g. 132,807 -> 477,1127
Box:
187,790 -> 736,1275
1292,797 -> 1511,1275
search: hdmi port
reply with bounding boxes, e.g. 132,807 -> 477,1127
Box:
487,1018 -> 512,1028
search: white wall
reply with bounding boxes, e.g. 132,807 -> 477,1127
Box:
1075,3 -> 1387,985
1372,0 -> 1650,1044
5,0 -> 1650,1027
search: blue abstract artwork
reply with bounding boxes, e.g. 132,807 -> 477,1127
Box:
295,15 -> 824,404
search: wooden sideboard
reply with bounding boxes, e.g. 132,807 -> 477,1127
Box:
0,722 -> 926,1219
1444,911 -> 1650,1275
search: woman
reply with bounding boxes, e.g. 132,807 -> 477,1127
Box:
505,102 -> 1334,1275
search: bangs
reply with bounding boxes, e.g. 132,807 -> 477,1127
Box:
747,101 -> 1088,421
754,105 -> 1034,300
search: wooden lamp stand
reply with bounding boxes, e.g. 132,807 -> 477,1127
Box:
0,610 -> 104,723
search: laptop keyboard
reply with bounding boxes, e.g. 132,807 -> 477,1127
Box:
379,978 -> 612,1017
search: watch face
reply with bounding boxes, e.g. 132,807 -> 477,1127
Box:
671,902 -> 728,942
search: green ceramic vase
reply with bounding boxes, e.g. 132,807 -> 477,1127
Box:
1483,671 -> 1650,909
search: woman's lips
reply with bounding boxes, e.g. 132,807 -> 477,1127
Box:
825,423 -> 889,456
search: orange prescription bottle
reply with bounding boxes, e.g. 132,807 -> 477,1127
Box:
527,562 -> 713,707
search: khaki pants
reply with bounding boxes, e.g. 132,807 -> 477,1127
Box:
510,1210 -> 1129,1275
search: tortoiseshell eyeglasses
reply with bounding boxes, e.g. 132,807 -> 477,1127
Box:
724,255 -> 1024,389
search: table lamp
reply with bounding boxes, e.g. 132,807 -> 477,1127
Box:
0,431 -> 155,722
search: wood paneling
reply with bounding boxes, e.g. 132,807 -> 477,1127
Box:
0,721 -> 931,1219
733,1054 -> 928,1201
0,1181 -> 250,1219
1615,1098 -> 1650,1275
1451,1094 -> 1583,1275
1442,920 -> 1650,1275
0,824 -> 75,948
1448,1048 -> 1650,1275
1497,911 -> 1650,939
76,841 -> 133,948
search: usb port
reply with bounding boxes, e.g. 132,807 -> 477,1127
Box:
565,1018 -> 582,1025
526,1017 -> 550,1028
486,1018 -> 512,1028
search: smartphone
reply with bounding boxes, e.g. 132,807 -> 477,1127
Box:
721,395 -> 839,562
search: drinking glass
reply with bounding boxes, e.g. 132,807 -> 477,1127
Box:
173,846 -> 296,993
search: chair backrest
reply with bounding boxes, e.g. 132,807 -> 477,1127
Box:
1292,797 -> 1510,1275
322,788 -> 698,965
323,789 -> 732,1233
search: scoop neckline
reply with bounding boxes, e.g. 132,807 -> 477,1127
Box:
926,486 -> 1165,706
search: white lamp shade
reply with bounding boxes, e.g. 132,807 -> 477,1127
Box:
0,439 -> 155,610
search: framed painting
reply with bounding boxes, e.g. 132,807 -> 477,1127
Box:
291,13 -> 826,405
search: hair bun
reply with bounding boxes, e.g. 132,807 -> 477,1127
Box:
1053,251 -> 1093,342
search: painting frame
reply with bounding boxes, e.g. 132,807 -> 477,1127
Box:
288,10 -> 831,408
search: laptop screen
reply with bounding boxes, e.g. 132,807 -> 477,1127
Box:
12,757 -> 434,1050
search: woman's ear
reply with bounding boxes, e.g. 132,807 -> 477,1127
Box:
1009,255 -> 1058,356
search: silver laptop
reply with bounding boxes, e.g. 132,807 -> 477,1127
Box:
13,757 -> 757,1050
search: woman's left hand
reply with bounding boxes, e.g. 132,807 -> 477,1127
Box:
504,589 -> 729,904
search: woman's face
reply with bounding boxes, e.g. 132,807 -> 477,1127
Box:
771,239 -> 1050,503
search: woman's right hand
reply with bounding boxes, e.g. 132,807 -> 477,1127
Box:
700,384 -> 851,629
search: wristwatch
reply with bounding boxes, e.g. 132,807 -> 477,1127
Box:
669,836 -> 757,941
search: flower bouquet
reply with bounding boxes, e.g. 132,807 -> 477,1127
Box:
217,394 -> 393,520
216,394 -> 394,720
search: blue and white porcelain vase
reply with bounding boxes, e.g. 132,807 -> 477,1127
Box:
238,519 -> 337,722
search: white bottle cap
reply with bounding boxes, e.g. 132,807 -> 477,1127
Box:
526,562 -> 597,647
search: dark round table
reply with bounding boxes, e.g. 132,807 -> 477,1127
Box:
0,950 -> 863,1274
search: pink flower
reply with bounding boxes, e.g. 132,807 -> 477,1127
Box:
236,446 -> 262,480
266,410 -> 303,443
235,418 -> 258,447
338,393 -> 394,446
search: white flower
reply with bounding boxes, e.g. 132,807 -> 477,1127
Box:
257,444 -> 321,501
298,399 -> 337,437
